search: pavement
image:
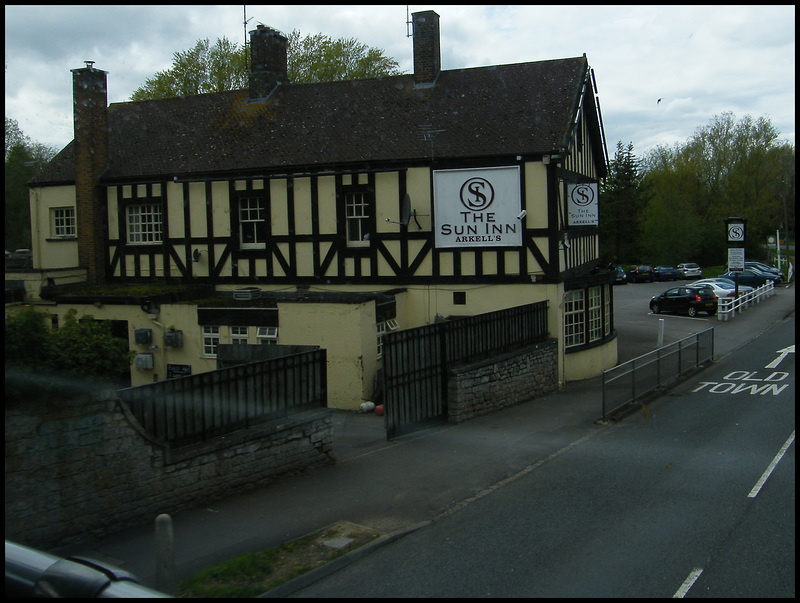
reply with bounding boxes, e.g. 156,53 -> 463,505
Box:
52,282 -> 795,595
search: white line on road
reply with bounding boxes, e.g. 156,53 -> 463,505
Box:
748,430 -> 795,498
673,567 -> 703,598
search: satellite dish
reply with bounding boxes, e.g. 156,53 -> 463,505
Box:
400,194 -> 411,226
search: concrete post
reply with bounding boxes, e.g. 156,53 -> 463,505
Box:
155,513 -> 176,595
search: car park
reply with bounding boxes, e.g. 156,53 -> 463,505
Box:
688,279 -> 753,299
626,264 -> 654,283
649,285 -> 718,317
653,265 -> 680,281
677,262 -> 702,278
720,268 -> 782,287
613,265 -> 627,284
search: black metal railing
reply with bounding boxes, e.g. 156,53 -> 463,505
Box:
118,349 -> 327,445
384,301 -> 549,438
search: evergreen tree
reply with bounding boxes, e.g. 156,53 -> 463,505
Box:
599,141 -> 651,263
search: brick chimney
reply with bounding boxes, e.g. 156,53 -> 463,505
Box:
412,10 -> 441,87
71,61 -> 109,283
249,24 -> 288,100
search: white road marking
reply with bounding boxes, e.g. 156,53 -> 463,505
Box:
748,430 -> 795,498
673,567 -> 703,598
765,344 -> 794,369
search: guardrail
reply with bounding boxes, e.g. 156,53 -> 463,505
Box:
716,280 -> 775,321
601,327 -> 715,421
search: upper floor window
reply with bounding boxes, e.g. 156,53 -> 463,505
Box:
230,326 -> 249,345
344,189 -> 372,247
239,196 -> 267,248
51,207 -> 76,238
127,204 -> 162,244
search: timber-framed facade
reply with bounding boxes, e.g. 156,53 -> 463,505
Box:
20,11 -> 617,408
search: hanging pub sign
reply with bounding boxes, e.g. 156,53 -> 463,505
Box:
433,166 -> 522,248
567,182 -> 599,226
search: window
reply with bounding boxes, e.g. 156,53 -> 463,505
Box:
239,197 -> 267,248
564,290 -> 585,348
345,190 -> 370,247
127,204 -> 162,244
588,286 -> 603,342
376,319 -> 399,358
202,326 -> 220,356
230,326 -> 249,345
51,207 -> 76,238
257,326 -> 278,345
564,284 -> 614,350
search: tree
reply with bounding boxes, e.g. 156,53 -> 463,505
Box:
640,113 -> 795,265
286,30 -> 401,83
130,31 -> 402,101
598,141 -> 651,263
5,307 -> 133,400
5,117 -> 57,251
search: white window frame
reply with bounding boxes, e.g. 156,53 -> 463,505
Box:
376,319 -> 399,358
564,290 -> 585,348
230,326 -> 249,345
257,326 -> 278,345
588,286 -> 603,342
126,203 -> 163,244
239,197 -> 267,249
202,326 -> 220,357
345,191 -> 370,247
50,206 -> 76,238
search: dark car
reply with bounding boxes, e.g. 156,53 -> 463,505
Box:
614,265 -> 627,284
720,268 -> 782,287
626,264 -> 653,283
653,265 -> 679,281
649,285 -> 718,317
745,261 -> 781,276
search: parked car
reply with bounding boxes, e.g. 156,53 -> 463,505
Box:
720,268 -> 782,287
677,263 -> 702,279
745,261 -> 781,276
649,285 -> 718,317
626,264 -> 653,283
653,265 -> 680,281
613,265 -> 627,284
688,279 -> 754,299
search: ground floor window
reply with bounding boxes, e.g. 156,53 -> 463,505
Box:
564,283 -> 614,350
202,325 -> 220,356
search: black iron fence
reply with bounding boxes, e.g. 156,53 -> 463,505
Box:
383,301 -> 549,438
601,327 -> 714,421
118,349 -> 327,445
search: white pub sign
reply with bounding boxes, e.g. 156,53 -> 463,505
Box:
433,166 -> 522,248
567,182 -> 599,226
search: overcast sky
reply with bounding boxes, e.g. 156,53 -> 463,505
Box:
5,5 -> 796,158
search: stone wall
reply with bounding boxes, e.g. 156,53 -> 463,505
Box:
5,391 -> 333,549
447,339 -> 558,424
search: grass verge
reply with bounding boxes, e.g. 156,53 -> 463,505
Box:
177,521 -> 381,597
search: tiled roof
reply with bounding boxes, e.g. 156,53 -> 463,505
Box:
30,57 -> 588,185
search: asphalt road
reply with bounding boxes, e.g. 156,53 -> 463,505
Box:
292,308 -> 795,597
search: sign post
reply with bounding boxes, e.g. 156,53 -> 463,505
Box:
725,217 -> 747,298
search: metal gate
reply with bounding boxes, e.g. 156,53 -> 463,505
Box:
382,302 -> 549,439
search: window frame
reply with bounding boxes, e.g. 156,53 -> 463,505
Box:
238,195 -> 268,249
202,325 -> 220,357
341,184 -> 374,248
230,326 -> 249,345
126,203 -> 163,245
50,206 -> 76,239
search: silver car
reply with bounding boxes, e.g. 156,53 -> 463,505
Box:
677,262 -> 702,278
